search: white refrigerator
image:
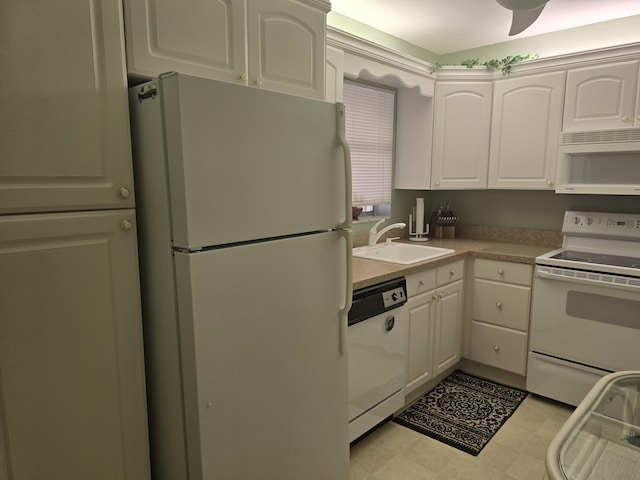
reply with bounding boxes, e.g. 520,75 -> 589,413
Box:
128,73 -> 352,480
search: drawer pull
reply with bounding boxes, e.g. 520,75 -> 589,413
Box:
496,301 -> 502,309
450,270 -> 455,276
498,268 -> 504,275
493,345 -> 500,352
419,280 -> 425,287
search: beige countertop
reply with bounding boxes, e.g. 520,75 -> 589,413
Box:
352,238 -> 557,290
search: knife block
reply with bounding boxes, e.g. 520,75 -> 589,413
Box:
433,226 -> 455,238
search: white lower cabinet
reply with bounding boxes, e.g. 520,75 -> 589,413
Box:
404,260 -> 464,396
469,259 -> 532,375
0,211 -> 150,480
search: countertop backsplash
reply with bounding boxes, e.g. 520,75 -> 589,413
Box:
352,224 -> 562,249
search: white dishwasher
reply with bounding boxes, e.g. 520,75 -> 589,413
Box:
348,277 -> 407,443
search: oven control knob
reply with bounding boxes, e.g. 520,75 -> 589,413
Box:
573,216 -> 581,225
586,217 -> 593,225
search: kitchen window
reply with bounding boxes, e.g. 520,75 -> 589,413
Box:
343,80 -> 396,220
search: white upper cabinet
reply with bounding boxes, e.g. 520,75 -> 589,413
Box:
325,46 -> 345,103
394,88 -> 434,190
488,71 -> 565,189
431,82 -> 493,189
563,60 -> 640,131
0,0 -> 135,214
123,0 -> 328,100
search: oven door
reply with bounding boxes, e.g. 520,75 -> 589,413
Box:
528,266 -> 640,405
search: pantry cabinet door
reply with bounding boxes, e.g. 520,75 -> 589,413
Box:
123,0 -> 247,83
0,210 -> 149,480
247,0 -> 326,100
0,0 -> 135,214
431,82 -> 493,189
488,71 -> 565,189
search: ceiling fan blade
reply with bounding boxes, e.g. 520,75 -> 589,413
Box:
508,4 -> 545,35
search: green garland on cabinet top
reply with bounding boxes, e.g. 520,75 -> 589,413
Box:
431,54 -> 539,75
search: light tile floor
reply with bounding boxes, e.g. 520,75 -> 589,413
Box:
350,394 -> 574,480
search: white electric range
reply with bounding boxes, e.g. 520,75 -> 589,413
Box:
527,211 -> 640,407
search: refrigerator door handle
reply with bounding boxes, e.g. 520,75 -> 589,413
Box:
336,102 -> 352,230
339,228 -> 353,355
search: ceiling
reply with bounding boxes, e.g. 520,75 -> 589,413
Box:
330,0 -> 640,55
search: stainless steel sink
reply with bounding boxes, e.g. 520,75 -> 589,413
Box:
352,242 -> 454,265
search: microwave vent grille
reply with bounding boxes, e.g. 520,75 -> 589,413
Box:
562,129 -> 640,145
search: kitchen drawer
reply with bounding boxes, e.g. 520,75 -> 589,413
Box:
470,321 -> 528,375
472,279 -> 531,331
436,259 -> 464,286
474,259 -> 532,286
406,268 -> 437,298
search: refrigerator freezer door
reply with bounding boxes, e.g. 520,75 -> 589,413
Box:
158,73 -> 348,250
173,231 -> 349,480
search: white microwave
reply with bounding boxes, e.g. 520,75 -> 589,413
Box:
556,129 -> 640,195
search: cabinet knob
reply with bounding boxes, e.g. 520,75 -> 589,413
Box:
239,72 -> 248,83
254,78 -> 263,87
450,270 -> 455,276
496,301 -> 502,309
622,116 -> 630,123
435,180 -> 441,187
419,280 -> 425,287
493,345 -> 500,352
438,293 -> 443,299
497,268 -> 504,275
119,187 -> 131,199
546,179 -> 553,187
121,219 -> 133,231
432,294 -> 438,301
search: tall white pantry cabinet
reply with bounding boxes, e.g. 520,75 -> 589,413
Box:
0,1 -> 150,479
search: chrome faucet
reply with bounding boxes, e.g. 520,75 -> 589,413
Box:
368,219 -> 407,246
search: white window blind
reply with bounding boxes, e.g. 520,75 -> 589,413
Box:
343,81 -> 395,207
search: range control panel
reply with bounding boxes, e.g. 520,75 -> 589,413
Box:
564,211 -> 640,239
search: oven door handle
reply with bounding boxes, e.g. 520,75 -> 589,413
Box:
536,268 -> 640,293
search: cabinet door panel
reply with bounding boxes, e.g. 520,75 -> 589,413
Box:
431,83 -> 493,189
325,46 -> 344,103
489,71 -> 565,189
124,0 -> 246,83
0,211 -> 149,479
563,61 -> 639,131
405,293 -> 435,394
433,280 -> 463,375
0,0 -> 135,213
248,0 -> 325,99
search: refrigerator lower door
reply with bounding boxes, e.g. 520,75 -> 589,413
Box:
173,231 -> 349,480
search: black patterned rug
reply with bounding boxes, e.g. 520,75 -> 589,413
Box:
393,370 -> 528,456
